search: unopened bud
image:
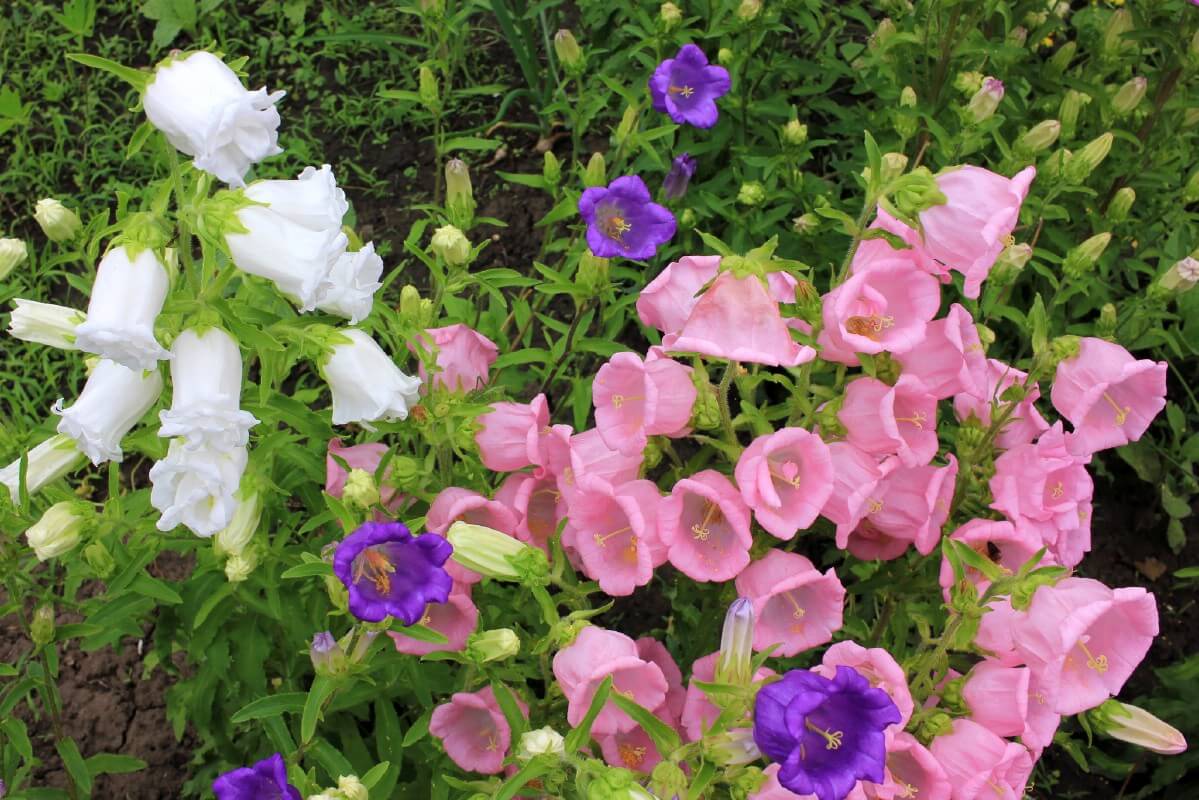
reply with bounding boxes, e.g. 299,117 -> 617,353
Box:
447,521 -> 539,581
517,727 -> 565,760
399,285 -> 422,321
1059,89 -> 1090,140
736,0 -> 760,21
990,243 -> 1032,287
1008,26 -> 1028,48
468,628 -> 521,663
420,0 -> 444,15
678,208 -> 697,230
338,775 -> 369,800
1066,133 -> 1113,183
659,1 -> 682,29
444,159 -> 475,228
870,18 -> 896,50
614,105 -> 639,146
899,86 -> 917,108
1088,700 -> 1187,755
715,597 -> 754,686
1159,257 -> 1199,293
707,729 -> 762,766
966,77 -> 1004,123
1063,233 -> 1111,280
224,551 -> 256,583
953,71 -> 984,95
717,47 -> 734,66
576,251 -> 610,295
0,238 -> 28,280
418,66 -> 440,112
880,152 -> 908,183
583,152 -> 606,188
782,119 -> 808,146
310,631 -> 348,677
34,199 -> 82,243
1108,187 -> 1135,223
737,181 -> 766,207
1112,76 -> 1147,115
792,213 -> 819,235
83,541 -> 115,578
1018,120 -> 1061,154
429,224 -> 471,266
215,490 -> 261,556
1103,9 -> 1132,56
343,469 -> 380,509
542,151 -> 561,186
1047,40 -> 1077,75
554,29 -> 584,74
25,501 -> 86,561
650,762 -> 688,799
31,605 -> 55,646
1097,303 -> 1118,339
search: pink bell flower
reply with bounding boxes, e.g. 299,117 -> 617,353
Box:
1023,669 -> 1062,754
494,472 -> 564,552
429,685 -> 528,774
637,255 -> 722,334
750,763 -> 811,799
928,719 -> 1034,800
734,428 -> 835,540
390,585 -> 478,656
1050,337 -> 1167,456
846,732 -> 952,800
426,487 -> 518,537
839,376 -> 939,468
474,394 -> 552,472
837,456 -> 958,560
895,304 -> 988,399
681,651 -> 774,742
661,271 -> 816,367
563,476 -> 664,596
961,661 -> 1030,738
820,442 -> 884,527
598,707 -> 678,773
556,428 -> 644,503
552,626 -> 669,736
410,323 -> 498,393
734,549 -> 845,657
817,259 -> 941,366
636,637 -> 687,725
1010,577 -> 1158,715
952,359 -> 1049,450
811,640 -> 914,728
918,166 -> 1036,299
658,469 -> 752,582
852,207 -> 947,280
593,351 -> 696,457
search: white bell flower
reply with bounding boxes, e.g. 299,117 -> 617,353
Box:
0,433 -> 86,502
226,205 -> 347,312
74,246 -> 172,371
25,501 -> 88,561
0,237 -> 28,279
149,440 -> 247,537
320,329 -> 421,426
244,164 -> 348,234
516,726 -> 565,761
315,243 -> 384,324
8,299 -> 86,349
54,359 -> 163,465
158,327 -> 258,450
143,51 -> 284,187
33,199 -> 82,242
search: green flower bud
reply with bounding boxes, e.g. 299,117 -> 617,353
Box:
1063,232 -> 1112,279
34,198 -> 82,242
583,152 -> 606,188
543,151 -> 562,186
707,729 -> 762,766
1108,187 -> 1135,223
650,762 -> 688,799
1087,700 -> 1187,755
614,105 -> 639,146
715,598 -> 754,686
343,469 -> 381,510
1018,120 -> 1061,154
215,490 -> 261,556
736,0 -> 760,22
447,521 -> 540,581
1008,26 -> 1027,48
782,119 -> 808,146
678,208 -> 697,230
1184,167 -> 1199,203
1042,148 -> 1071,180
870,18 -> 896,50
83,541 -> 116,578
966,77 -> 1004,123
0,237 -> 28,280
792,213 -> 819,235
1024,10 -> 1048,27
468,628 -> 521,663
642,437 -> 663,471
1059,89 -> 1090,140
1049,334 -> 1081,365
429,224 -> 471,266
554,29 -> 584,75
25,501 -> 87,561
900,86 -> 917,108
918,711 -> 954,740
737,181 -> 766,207
224,551 -> 257,583
310,632 -> 348,677
691,385 -> 721,430
1159,256 -> 1199,293
659,1 -> 682,29
989,243 -> 1032,287
1047,40 -> 1077,75
31,605 -> 55,646
1102,9 -> 1132,57
880,151 -> 909,183
399,285 -> 422,321
718,47 -> 734,66
420,0 -> 444,15
445,158 -> 475,229
338,775 -> 369,800
576,251 -> 610,295
1112,76 -> 1147,116
953,71 -> 984,95
976,323 -> 995,348
1065,133 -> 1113,184
1097,303 -> 1118,339
418,66 -> 440,113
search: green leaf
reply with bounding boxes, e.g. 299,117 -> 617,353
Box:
610,693 -> 681,757
66,53 -> 149,91
131,573 -> 183,605
126,121 -> 155,159
360,761 -> 391,789
85,753 -> 147,775
56,737 -> 92,794
564,675 -> 612,755
1,717 -> 32,761
389,622 -> 448,644
308,737 -> 355,783
442,136 -> 501,153
302,676 -> 339,744
687,760 -> 717,799
494,758 -> 551,800
230,692 -> 307,724
280,562 -> 333,579
402,708 -> 432,746
490,681 -> 527,742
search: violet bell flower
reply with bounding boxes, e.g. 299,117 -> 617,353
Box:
212,753 -> 300,800
663,153 -> 697,199
579,176 -> 676,260
332,521 -> 453,624
649,44 -> 731,129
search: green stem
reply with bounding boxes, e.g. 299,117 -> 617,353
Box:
833,198 -> 876,289
717,361 -> 739,447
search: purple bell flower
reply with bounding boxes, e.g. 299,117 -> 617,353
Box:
662,153 -> 697,200
213,753 -> 301,800
753,665 -> 901,800
332,521 -> 453,624
579,175 -> 677,260
649,44 -> 731,129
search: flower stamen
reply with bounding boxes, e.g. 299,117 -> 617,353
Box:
691,501 -> 722,542
668,84 -> 695,98
610,393 -> 644,409
1050,481 -> 1064,499
804,718 -> 844,750
600,214 -> 633,243
845,314 -> 895,341
1102,391 -> 1131,426
618,743 -> 647,768
593,526 -> 632,548
895,410 -> 927,430
352,547 -> 396,596
1077,639 -> 1109,674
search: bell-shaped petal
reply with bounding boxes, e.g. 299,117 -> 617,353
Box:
74,246 -> 172,371
55,359 -> 162,465
321,329 -> 422,426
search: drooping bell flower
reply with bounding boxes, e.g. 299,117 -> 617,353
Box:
819,442 -> 884,527
243,164 -> 347,231
937,518 -> 1046,602
850,207 -> 944,280
73,245 -> 172,371
835,456 -> 957,561
149,440 -> 247,536
390,587 -> 478,657
681,651 -> 774,743
735,549 -> 845,657
474,393 -> 552,472
649,44 -> 731,129
579,176 -> 676,260
54,359 -> 162,465
429,686 -> 528,775
637,255 -> 721,334
961,661 -> 1031,739
1010,577 -> 1158,715
226,206 -> 346,314
158,327 -> 258,451
658,470 -> 752,582
0,434 -> 85,502
917,165 -> 1036,298
662,271 -> 816,367
855,732 -> 951,800
895,304 -> 988,399
817,259 -> 941,366
8,299 -> 85,350
144,51 -> 284,187
332,521 -> 453,624
735,428 -> 834,540
1050,337 -> 1167,456
1022,669 -> 1062,754
952,358 -> 1049,450
410,323 -> 499,393
838,376 -> 939,468
593,351 -> 695,457
562,476 -> 663,596
753,666 -> 901,800
494,472 -> 565,552
556,428 -> 643,502
320,329 -> 422,426
928,719 -> 1034,800
552,626 -> 668,736
315,243 -> 384,324
212,752 -> 300,800
426,487 -> 519,538
1090,700 -> 1188,756
662,153 -> 697,199
811,640 -> 914,728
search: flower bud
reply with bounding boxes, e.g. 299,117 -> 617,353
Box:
1185,168 -> 1199,203
782,119 -> 808,147
542,151 -> 561,186
342,469 -> 381,510
614,105 -> 639,146
1103,9 -> 1132,56
715,597 -> 754,686
1063,233 -> 1112,280
1112,76 -> 1147,116
659,1 -> 682,29
1088,700 -> 1187,755
966,77 -> 1004,123
870,18 -> 896,50
447,521 -> 535,581
792,213 -> 819,235
989,243 -> 1032,287
1159,256 -> 1199,293
7,300 -> 85,350
554,30 -> 584,74
468,628 -> 521,663
215,490 -> 261,556
736,0 -> 760,21
1047,40 -> 1077,75
1108,187 -> 1135,223
517,726 -> 565,760
31,605 -> 55,646
1065,133 -> 1113,183
1059,89 -> 1090,140
338,775 -> 369,800
429,224 -> 471,266
33,199 -> 82,243
880,152 -> 908,183
310,631 -> 348,677
1018,120 -> 1061,154
583,152 -> 606,188
399,285 -> 422,321
1008,26 -> 1027,48
418,66 -> 440,113
650,762 -> 688,799
224,551 -> 257,583
953,71 -> 984,95
1097,303 -> 1118,339
662,153 -> 696,200
576,251 -> 610,295
707,729 -> 762,766
83,541 -> 116,578
737,181 -> 766,207
25,501 -> 87,561
899,86 -> 917,108
444,158 -> 475,228
420,0 -> 444,15
678,207 -> 697,230
0,238 -> 28,279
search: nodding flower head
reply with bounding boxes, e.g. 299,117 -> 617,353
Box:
579,176 -> 676,260
332,521 -> 453,624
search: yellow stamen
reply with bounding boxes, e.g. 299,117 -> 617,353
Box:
668,84 -> 695,97
845,314 -> 896,341
1031,691 -> 1047,705
783,591 -> 806,620
768,464 -> 803,488
562,467 -> 574,486
1050,481 -> 1064,499
610,393 -> 644,409
618,743 -> 647,768
898,781 -> 919,798
895,410 -> 927,430
867,498 -> 884,514
986,779 -> 1006,797
352,548 -> 396,596
804,718 -> 844,750
484,733 -> 499,751
690,501 -> 722,542
1102,392 -> 1131,425
593,526 -> 632,548
419,613 -> 432,626
1077,639 -> 1108,674
533,487 -> 561,501
1003,234 -> 1016,247
601,215 -> 633,243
